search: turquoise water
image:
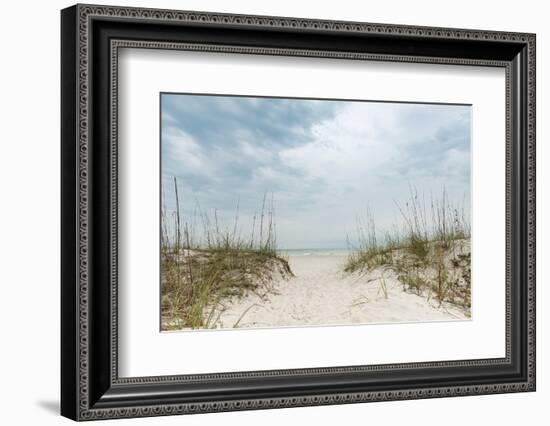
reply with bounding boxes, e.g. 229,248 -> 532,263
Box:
278,248 -> 350,257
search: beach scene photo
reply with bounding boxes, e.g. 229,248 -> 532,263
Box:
160,93 -> 471,331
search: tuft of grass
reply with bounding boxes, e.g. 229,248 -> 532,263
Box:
344,208 -> 399,272
379,272 -> 389,299
432,250 -> 450,304
345,187 -> 471,312
161,178 -> 292,330
408,234 -> 429,263
398,271 -> 428,296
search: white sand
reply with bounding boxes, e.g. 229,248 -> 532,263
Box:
212,255 -> 468,329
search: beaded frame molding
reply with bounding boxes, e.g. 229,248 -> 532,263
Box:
61,4 -> 536,421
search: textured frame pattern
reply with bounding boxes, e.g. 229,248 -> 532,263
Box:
63,3 -> 535,421
110,40 -> 512,385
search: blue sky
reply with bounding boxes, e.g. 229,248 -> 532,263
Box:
161,94 -> 471,249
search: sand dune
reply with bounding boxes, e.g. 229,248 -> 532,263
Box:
211,255 -> 468,329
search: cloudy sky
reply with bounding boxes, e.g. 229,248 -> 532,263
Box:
161,93 -> 471,249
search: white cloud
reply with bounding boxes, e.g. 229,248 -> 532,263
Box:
163,126 -> 210,177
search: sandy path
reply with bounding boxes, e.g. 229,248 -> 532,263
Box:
213,255 -> 468,329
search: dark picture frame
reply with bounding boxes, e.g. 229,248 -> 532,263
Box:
61,4 -> 536,421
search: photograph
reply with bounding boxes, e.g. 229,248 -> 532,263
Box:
160,93 -> 472,331
57,4 -> 536,420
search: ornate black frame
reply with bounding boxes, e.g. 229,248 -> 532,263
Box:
61,4 -> 536,421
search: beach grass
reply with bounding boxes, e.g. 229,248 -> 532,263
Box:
345,187 -> 471,312
161,178 -> 292,330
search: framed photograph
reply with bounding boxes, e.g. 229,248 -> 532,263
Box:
61,4 -> 536,421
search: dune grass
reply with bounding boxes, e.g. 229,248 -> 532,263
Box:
345,187 -> 471,312
161,178 -> 292,330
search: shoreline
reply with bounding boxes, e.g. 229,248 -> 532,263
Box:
277,249 -> 350,257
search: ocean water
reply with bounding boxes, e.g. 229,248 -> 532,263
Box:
278,248 -> 350,257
